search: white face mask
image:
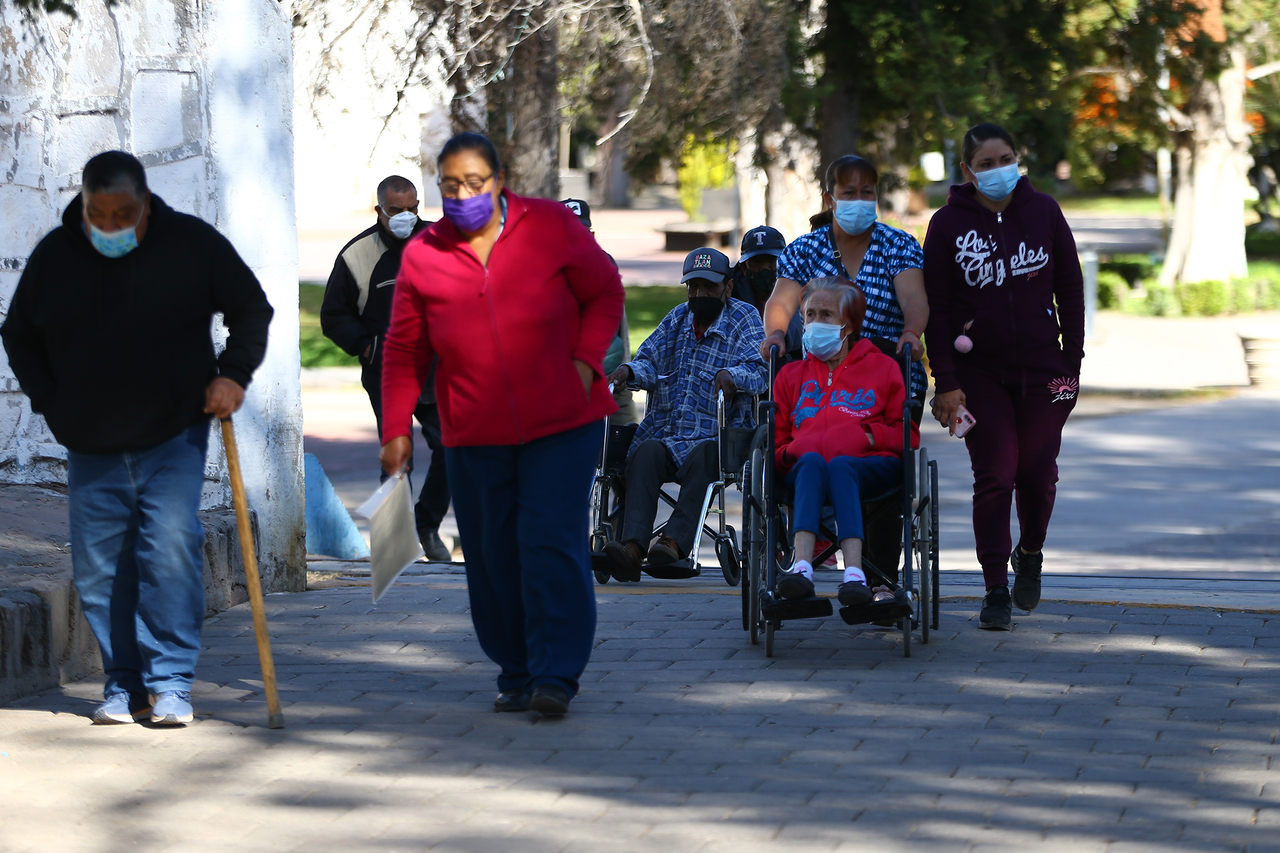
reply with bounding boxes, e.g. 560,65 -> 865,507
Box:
387,211 -> 419,239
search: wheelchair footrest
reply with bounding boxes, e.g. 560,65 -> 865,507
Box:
644,559 -> 700,580
762,595 -> 834,622
838,600 -> 913,626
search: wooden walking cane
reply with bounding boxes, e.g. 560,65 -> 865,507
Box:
220,416 -> 286,729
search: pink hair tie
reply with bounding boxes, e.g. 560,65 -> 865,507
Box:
954,335 -> 973,353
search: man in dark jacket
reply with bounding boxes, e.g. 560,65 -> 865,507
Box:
0,150 -> 273,726
320,176 -> 452,562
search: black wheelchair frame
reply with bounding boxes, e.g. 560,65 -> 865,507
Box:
589,391 -> 755,585
740,344 -> 941,658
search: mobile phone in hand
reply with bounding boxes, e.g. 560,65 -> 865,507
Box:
953,405 -> 977,438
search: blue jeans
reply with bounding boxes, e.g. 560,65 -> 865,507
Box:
68,423 -> 209,697
786,453 -> 901,542
444,421 -> 603,698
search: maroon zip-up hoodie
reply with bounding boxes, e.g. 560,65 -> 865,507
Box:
922,177 -> 1085,394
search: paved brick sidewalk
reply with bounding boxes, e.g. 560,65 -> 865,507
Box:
3,577 -> 1278,853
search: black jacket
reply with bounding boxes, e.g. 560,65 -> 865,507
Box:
319,219 -> 428,369
0,194 -> 273,454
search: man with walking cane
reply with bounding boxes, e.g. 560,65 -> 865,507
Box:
1,151 -> 273,726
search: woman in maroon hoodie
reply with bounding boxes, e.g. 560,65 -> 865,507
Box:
923,123 -> 1085,631
380,133 -> 624,716
772,277 -> 920,605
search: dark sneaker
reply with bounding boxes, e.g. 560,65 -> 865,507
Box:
422,530 -> 453,563
494,690 -> 531,712
776,570 -> 815,600
151,691 -> 194,725
646,535 -> 682,566
529,684 -> 571,717
91,692 -> 151,725
979,585 -> 1012,631
837,581 -> 873,607
602,540 -> 643,582
1011,546 -> 1044,612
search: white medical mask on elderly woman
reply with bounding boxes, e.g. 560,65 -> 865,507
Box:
802,322 -> 847,360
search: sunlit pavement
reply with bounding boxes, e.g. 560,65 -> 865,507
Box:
3,580 -> 1278,853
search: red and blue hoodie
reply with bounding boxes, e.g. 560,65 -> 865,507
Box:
773,338 -> 920,473
922,177 -> 1085,394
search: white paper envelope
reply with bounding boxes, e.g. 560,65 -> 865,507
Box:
363,474 -> 424,604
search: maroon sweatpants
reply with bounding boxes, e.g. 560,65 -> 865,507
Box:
957,363 -> 1078,590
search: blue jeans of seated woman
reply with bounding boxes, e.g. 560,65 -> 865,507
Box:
786,453 -> 901,542
68,422 -> 210,699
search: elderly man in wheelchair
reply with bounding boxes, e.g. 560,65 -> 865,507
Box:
772,276 -> 920,609
602,247 -> 769,582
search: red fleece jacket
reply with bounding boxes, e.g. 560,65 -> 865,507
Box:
381,190 -> 624,447
773,338 -> 920,473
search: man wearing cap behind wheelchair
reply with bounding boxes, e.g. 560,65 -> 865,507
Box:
603,248 -> 768,581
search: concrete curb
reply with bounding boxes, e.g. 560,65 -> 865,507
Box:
0,508 -> 259,706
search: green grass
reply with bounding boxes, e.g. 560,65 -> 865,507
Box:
299,283 -> 359,368
626,286 -> 686,354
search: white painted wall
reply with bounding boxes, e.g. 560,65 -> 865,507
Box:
0,0 -> 304,590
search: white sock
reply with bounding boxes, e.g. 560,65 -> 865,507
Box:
789,560 -> 813,580
843,566 -> 866,585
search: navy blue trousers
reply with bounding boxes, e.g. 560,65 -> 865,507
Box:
786,452 -> 901,542
444,420 -> 603,697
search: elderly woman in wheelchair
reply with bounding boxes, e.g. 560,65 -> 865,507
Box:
772,276 -> 920,607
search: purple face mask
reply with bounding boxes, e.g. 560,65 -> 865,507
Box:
442,192 -> 495,233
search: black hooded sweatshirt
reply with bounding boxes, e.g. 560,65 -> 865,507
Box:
0,194 -> 273,454
922,177 -> 1085,394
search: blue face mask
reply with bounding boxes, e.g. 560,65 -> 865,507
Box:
833,199 -> 877,236
973,162 -> 1020,201
802,322 -> 846,360
85,219 -> 141,258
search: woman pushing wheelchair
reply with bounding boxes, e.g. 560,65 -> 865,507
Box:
772,276 -> 919,607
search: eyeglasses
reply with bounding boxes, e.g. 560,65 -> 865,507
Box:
437,174 -> 493,198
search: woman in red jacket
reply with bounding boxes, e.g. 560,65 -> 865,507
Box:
772,277 -> 919,605
923,123 -> 1085,631
380,133 -> 624,717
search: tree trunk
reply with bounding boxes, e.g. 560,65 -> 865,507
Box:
499,21 -> 560,198
1158,44 -> 1252,286
815,1 -> 862,175
596,81 -> 632,208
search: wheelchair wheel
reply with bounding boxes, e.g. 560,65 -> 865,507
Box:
900,614 -> 911,658
930,460 -> 940,631
746,446 -> 767,645
717,526 -> 741,587
594,567 -> 610,584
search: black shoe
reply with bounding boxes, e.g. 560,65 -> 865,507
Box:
980,585 -> 1012,630
529,684 -> 571,717
602,540 -> 643,582
837,581 -> 873,607
494,690 -> 531,712
422,530 -> 453,563
776,570 -> 815,600
1010,546 -> 1043,612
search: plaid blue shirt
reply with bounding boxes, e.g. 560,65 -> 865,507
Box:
777,222 -> 927,396
625,299 -> 768,466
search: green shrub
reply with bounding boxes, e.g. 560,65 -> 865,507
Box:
677,134 -> 735,221
1096,270 -> 1129,309
1231,279 -> 1260,314
1144,284 -> 1179,317
1245,226 -> 1280,257
1100,254 -> 1157,286
1177,280 -> 1228,316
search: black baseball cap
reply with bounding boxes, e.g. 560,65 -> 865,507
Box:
560,198 -> 592,229
681,247 -> 731,284
739,225 -> 786,261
